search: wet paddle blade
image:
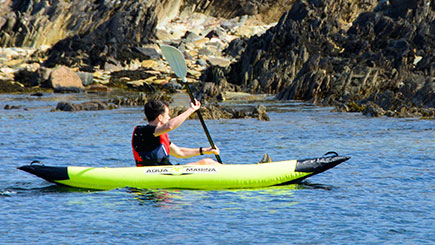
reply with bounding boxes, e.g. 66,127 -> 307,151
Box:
160,45 -> 187,79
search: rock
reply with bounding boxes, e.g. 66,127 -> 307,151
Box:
363,102 -> 386,117
414,79 -> 435,108
49,66 -> 84,93
85,84 -> 110,93
347,101 -> 366,113
224,38 -> 248,59
55,102 -> 76,112
141,60 -> 161,69
0,80 -> 25,93
4,104 -> 23,110
182,31 -> 201,42
77,72 -> 94,86
30,92 -> 44,97
421,108 -> 435,119
198,47 -> 216,56
252,104 -> 270,121
156,28 -> 173,41
11,67 -> 51,90
55,101 -> 118,111
13,69 -> 41,87
205,56 -> 231,67
132,47 -> 161,60
196,59 -> 207,66
162,80 -> 182,92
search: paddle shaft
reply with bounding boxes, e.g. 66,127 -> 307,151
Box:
183,78 -> 222,163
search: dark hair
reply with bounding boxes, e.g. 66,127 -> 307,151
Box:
144,100 -> 169,121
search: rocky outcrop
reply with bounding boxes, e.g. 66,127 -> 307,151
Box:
210,0 -> 434,117
1,0 -> 159,69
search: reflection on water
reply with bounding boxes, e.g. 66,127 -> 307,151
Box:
127,188 -> 172,205
126,184 -> 308,209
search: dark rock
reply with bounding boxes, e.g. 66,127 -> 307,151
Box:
55,101 -> 118,111
4,104 -> 23,110
252,104 -> 270,121
199,66 -> 239,100
205,30 -> 220,39
131,47 -> 161,60
223,38 -> 248,60
414,79 -> 435,108
55,102 -> 76,112
108,69 -> 158,92
363,102 -> 386,117
421,108 -> 435,118
13,69 -> 40,87
182,31 -> 201,42
13,67 -> 51,89
162,80 -> 183,91
31,92 -> 44,97
0,80 -> 25,93
53,87 -> 84,93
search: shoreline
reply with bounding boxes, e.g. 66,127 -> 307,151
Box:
1,1 -> 433,119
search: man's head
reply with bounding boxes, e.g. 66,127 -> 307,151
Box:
144,100 -> 169,122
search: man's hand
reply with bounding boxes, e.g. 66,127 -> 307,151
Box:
203,146 -> 220,155
190,98 -> 201,111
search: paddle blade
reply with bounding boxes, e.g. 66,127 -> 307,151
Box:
160,45 -> 187,79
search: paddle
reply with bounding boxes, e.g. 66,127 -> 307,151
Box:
160,44 -> 223,163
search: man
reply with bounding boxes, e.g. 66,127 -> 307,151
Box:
132,99 -> 221,166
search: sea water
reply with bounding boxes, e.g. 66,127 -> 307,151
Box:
0,94 -> 433,244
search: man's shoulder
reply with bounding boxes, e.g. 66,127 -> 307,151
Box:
135,124 -> 156,132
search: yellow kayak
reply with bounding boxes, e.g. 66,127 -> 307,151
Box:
18,153 -> 349,190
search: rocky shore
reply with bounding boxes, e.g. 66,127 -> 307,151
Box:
0,0 -> 433,119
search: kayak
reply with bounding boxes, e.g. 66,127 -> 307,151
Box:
18,153 -> 349,190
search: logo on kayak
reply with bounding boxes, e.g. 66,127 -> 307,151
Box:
144,166 -> 218,175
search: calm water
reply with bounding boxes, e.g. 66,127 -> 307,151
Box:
0,93 -> 434,244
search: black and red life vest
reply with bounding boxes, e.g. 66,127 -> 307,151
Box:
132,125 -> 171,166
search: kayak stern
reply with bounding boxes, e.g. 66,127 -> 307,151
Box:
18,165 -> 69,183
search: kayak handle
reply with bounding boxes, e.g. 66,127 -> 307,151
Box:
323,151 -> 338,157
30,160 -> 44,166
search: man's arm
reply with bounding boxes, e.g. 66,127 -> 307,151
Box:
170,143 -> 220,158
154,99 -> 200,136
